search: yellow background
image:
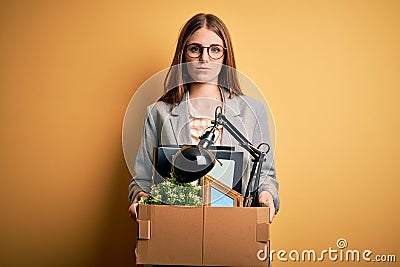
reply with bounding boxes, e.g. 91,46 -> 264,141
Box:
1,0 -> 399,266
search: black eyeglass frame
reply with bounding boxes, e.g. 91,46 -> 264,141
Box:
185,44 -> 227,60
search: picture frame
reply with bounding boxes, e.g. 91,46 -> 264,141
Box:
201,175 -> 243,207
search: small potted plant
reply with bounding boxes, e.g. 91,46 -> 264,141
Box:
139,173 -> 202,206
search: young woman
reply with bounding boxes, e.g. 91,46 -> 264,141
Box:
129,13 -> 279,223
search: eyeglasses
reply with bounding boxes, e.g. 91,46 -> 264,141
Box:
185,44 -> 226,60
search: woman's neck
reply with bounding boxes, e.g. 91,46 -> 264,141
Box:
188,83 -> 223,118
189,83 -> 222,101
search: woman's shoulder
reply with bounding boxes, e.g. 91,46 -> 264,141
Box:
237,94 -> 264,105
146,101 -> 172,114
234,94 -> 267,113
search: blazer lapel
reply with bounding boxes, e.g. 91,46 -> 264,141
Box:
221,93 -> 247,147
169,94 -> 192,145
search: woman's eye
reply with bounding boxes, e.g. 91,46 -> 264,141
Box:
190,46 -> 201,52
211,46 -> 221,53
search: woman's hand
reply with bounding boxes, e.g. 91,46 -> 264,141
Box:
258,190 -> 275,223
128,192 -> 149,220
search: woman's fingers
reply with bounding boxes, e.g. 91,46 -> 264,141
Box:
258,191 -> 276,223
128,192 -> 149,220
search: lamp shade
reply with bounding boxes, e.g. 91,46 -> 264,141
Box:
172,145 -> 216,183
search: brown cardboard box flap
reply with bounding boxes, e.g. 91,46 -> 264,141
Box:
256,207 -> 270,224
203,207 -> 270,266
136,204 -> 203,266
256,223 -> 270,242
137,203 -> 152,220
256,207 -> 270,243
138,220 -> 150,240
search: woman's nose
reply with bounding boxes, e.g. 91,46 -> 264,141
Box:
200,48 -> 209,62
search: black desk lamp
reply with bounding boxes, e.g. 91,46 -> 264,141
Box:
172,106 -> 270,207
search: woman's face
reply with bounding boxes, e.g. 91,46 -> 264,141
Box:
184,27 -> 225,84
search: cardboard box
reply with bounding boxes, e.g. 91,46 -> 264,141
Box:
135,204 -> 270,266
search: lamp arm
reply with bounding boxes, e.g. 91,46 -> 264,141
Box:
212,110 -> 272,207
214,113 -> 262,160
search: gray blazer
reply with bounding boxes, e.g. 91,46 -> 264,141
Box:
129,90 -> 280,212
